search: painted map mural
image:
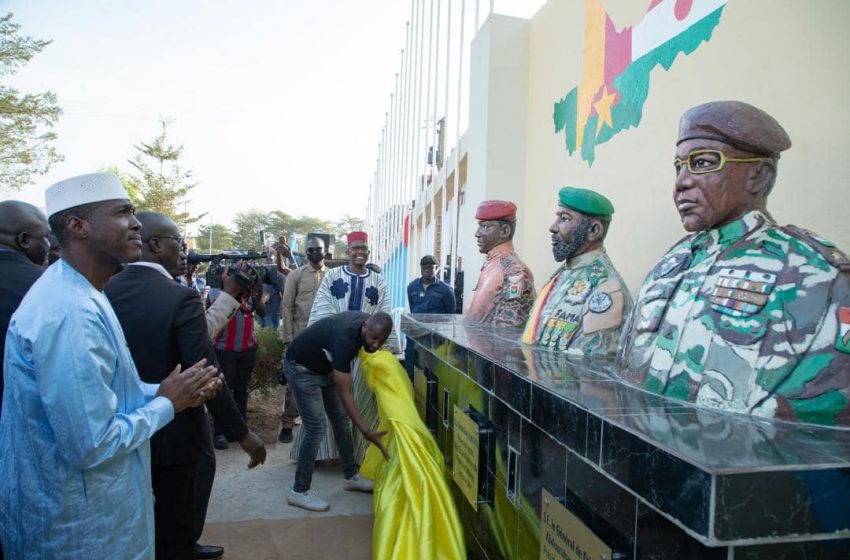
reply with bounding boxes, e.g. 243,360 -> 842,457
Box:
553,0 -> 727,164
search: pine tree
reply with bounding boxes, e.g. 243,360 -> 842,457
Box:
0,13 -> 63,191
128,119 -> 205,227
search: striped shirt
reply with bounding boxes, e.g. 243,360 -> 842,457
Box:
212,291 -> 257,352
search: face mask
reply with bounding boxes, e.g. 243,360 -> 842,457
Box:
307,250 -> 324,264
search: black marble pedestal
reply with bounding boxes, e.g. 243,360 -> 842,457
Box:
401,314 -> 850,560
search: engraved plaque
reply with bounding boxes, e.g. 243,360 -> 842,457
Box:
452,405 -> 481,510
540,488 -> 615,560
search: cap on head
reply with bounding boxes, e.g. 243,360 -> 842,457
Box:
420,254 -> 438,266
677,101 -> 791,157
45,173 -> 130,217
557,187 -> 614,218
475,200 -> 517,221
347,230 -> 368,244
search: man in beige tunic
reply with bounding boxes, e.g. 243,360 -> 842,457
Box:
279,236 -> 328,442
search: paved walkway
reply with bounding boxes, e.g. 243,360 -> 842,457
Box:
201,433 -> 374,559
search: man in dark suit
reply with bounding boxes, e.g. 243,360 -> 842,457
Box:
0,201 -> 50,419
106,212 -> 266,560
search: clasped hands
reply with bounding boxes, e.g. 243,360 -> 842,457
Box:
157,359 -> 223,413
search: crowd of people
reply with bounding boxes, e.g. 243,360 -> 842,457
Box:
0,173 -> 452,559
1,99 -> 849,559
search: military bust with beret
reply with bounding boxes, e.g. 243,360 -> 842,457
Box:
522,187 -> 631,356
465,200 -> 536,328
619,100 -> 850,427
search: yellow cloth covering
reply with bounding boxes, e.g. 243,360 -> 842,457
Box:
359,349 -> 465,560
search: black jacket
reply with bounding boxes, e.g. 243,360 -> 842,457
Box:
105,265 -> 248,466
0,250 -> 44,418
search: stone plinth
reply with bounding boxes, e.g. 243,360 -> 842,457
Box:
402,314 -> 850,559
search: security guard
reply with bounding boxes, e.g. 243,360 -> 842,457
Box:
522,187 -> 631,356
619,100 -> 850,426
407,255 -> 456,314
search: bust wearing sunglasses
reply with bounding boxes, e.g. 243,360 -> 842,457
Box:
619,100 -> 850,427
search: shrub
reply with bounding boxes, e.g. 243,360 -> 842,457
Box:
251,325 -> 284,394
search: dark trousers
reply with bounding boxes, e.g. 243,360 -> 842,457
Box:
153,461 -> 198,560
195,415 -> 216,543
261,313 -> 280,329
214,347 -> 256,433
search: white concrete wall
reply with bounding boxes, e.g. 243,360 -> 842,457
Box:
461,15 -> 531,305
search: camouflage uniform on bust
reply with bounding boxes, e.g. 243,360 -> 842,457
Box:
619,101 -> 850,426
522,187 -> 631,356
524,251 -> 629,355
465,200 -> 536,328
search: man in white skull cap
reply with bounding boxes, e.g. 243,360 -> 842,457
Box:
0,173 -> 223,560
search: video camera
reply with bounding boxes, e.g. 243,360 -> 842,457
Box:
187,249 -> 277,291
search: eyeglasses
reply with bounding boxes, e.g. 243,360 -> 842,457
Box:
144,235 -> 185,248
674,149 -> 771,175
306,247 -> 324,254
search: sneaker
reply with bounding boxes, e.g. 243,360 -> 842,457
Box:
287,490 -> 330,512
213,433 -> 229,450
278,427 -> 293,443
343,473 -> 374,493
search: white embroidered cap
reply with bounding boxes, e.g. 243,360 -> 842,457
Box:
45,172 -> 130,217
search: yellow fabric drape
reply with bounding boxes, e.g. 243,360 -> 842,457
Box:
359,349 -> 465,560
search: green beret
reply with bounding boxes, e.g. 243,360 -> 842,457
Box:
557,187 -> 614,218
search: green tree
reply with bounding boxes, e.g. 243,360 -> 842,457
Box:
267,210 -> 333,250
195,223 -> 234,254
331,214 -> 366,255
264,210 -> 295,242
0,13 -> 63,192
231,210 -> 269,251
333,214 -> 366,236
99,164 -> 140,206
128,119 -> 205,227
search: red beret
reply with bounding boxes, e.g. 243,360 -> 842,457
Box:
347,230 -> 368,244
475,200 -> 517,221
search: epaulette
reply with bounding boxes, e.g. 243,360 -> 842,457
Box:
781,225 -> 850,271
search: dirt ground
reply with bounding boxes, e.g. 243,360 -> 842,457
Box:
246,387 -> 285,444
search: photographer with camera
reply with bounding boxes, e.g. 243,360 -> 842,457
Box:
186,250 -> 268,339
273,236 -> 298,277
210,262 -> 266,450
